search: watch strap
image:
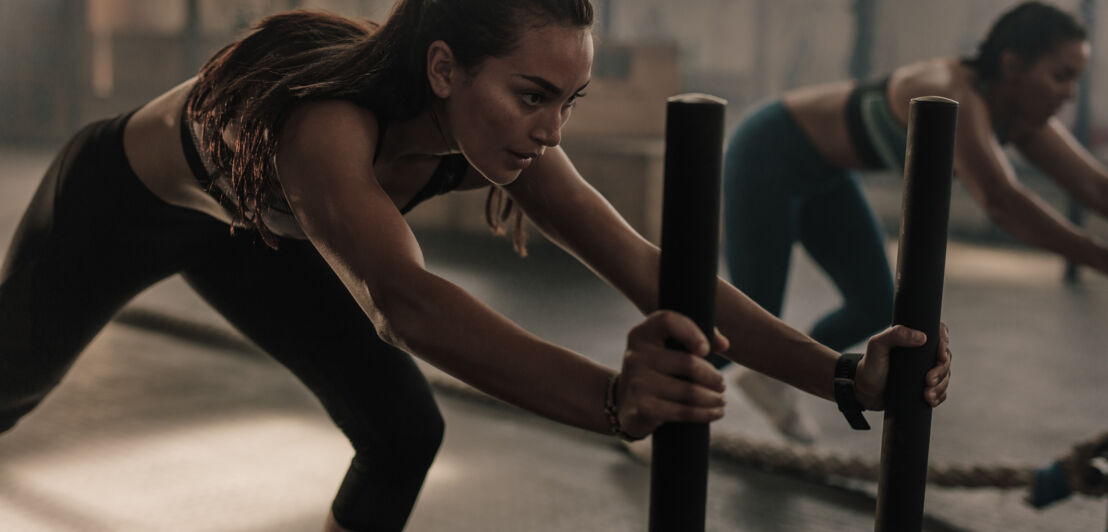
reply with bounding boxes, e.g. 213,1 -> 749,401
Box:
834,353 -> 870,430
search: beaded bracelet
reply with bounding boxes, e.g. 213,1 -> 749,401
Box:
604,373 -> 644,441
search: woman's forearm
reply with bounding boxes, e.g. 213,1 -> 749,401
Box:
533,196 -> 842,404
986,183 -> 1108,270
371,269 -> 615,434
712,278 -> 840,401
591,240 -> 841,402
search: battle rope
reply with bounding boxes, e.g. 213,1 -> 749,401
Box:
423,359 -> 1106,507
711,430 -> 1107,508
114,306 -> 1107,508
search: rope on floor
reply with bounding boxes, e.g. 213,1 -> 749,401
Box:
114,306 -> 1107,508
424,361 -> 1106,506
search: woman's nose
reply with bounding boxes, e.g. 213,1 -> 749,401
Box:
532,111 -> 563,147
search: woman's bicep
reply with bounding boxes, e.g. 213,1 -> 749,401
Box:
277,102 -> 426,307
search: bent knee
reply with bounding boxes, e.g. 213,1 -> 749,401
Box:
351,406 -> 445,470
845,299 -> 892,334
403,409 -> 445,467
0,395 -> 42,435
847,290 -> 894,330
0,417 -> 16,435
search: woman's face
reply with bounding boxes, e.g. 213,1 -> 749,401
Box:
440,24 -> 593,185
1007,38 -> 1090,124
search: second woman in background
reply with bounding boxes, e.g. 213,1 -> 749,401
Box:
721,1 -> 1097,443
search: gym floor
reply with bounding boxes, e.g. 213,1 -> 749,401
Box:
0,147 -> 1104,531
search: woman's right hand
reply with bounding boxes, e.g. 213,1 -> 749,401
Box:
614,310 -> 729,439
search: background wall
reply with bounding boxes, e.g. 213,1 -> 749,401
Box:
5,0 -> 1105,141
2,0 -> 1106,243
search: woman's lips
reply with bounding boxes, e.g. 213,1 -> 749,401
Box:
508,150 -> 537,170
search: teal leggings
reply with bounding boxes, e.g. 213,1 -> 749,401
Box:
716,100 -> 894,365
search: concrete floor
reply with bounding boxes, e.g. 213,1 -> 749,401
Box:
0,146 -> 1106,531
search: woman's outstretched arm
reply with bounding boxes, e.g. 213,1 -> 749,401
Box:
954,91 -> 1108,273
275,100 -> 724,438
507,146 -> 951,409
1016,116 -> 1108,220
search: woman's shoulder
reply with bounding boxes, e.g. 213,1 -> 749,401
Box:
285,99 -> 379,135
890,58 -> 987,111
891,59 -> 962,97
281,99 -> 382,161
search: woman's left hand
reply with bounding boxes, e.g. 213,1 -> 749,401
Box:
855,322 -> 952,410
614,310 -> 730,439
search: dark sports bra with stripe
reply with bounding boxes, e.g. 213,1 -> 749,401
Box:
844,76 -> 908,171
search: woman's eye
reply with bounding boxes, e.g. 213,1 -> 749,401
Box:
558,92 -> 585,111
521,93 -> 544,106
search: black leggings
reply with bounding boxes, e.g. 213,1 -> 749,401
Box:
0,112 -> 443,531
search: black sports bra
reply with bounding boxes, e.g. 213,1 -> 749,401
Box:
179,103 -> 471,239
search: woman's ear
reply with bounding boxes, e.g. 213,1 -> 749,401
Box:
427,40 -> 456,98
